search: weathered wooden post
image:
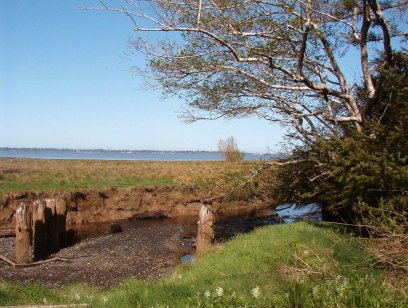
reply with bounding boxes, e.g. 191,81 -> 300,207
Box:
32,200 -> 47,260
44,197 -> 67,253
196,203 -> 215,252
47,197 -> 67,251
13,198 -> 68,264
15,203 -> 33,264
55,197 -> 67,247
44,198 -> 57,253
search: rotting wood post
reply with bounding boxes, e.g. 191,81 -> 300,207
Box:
55,197 -> 67,247
196,203 -> 215,252
45,197 -> 67,253
32,199 -> 47,260
15,203 -> 33,264
44,198 -> 58,253
14,198 -> 68,263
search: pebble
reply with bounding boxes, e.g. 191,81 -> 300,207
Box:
0,221 -> 195,289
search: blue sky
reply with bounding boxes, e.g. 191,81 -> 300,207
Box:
2,2 -> 403,153
0,0 -> 285,153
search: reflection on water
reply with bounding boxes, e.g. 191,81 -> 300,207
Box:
66,203 -> 321,264
212,203 -> 321,242
275,203 -> 322,223
67,215 -> 198,242
69,203 -> 321,244
180,254 -> 194,264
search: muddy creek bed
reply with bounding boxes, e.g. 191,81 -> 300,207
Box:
0,217 -> 196,288
0,204 -> 320,288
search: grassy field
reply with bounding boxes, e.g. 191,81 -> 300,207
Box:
0,158 -> 260,194
0,222 -> 406,307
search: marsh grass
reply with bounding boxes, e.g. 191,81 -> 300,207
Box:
0,158 -> 259,194
1,222 -> 406,307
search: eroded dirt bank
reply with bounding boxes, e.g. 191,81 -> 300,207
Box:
0,186 -> 269,230
0,186 -> 270,288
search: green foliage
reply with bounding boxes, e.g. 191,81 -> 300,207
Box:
0,177 -> 173,194
215,171 -> 259,202
264,53 -> 408,274
271,52 -> 408,224
1,223 -> 406,307
0,281 -> 62,306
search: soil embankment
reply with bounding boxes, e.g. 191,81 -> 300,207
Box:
0,186 -> 270,288
0,186 -> 268,233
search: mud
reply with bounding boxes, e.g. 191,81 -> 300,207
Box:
0,187 -> 272,288
0,216 -> 197,289
0,186 -> 269,229
0,203 -> 321,289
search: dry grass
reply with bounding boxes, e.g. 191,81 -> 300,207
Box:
0,158 -> 261,194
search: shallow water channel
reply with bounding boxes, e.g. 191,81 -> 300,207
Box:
69,203 -> 322,264
0,203 -> 321,288
70,203 -> 321,245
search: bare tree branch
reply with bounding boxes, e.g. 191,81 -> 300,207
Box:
86,0 -> 407,143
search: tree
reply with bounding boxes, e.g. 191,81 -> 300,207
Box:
88,0 -> 407,144
271,52 -> 408,224
218,136 -> 244,162
88,1 -> 408,227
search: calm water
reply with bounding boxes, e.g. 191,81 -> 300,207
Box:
0,150 -> 270,161
71,203 -> 321,242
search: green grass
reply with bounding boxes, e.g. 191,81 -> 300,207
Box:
0,177 -> 173,193
1,222 -> 406,307
0,158 -> 259,194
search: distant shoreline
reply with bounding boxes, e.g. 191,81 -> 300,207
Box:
0,147 -> 273,156
0,147 -> 218,154
0,147 -> 264,155
0,148 -> 280,161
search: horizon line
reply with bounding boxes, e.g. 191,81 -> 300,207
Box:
0,147 -> 276,155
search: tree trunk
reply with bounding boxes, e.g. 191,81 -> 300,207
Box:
15,203 -> 33,264
196,204 -> 215,252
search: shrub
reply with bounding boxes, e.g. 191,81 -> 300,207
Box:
218,137 -> 244,162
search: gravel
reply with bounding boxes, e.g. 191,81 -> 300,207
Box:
0,218 -> 196,289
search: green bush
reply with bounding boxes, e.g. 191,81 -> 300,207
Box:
270,52 -> 408,224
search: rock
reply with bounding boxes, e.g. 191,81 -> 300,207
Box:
109,223 -> 123,233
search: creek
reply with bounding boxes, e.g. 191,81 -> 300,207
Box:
0,203 -> 321,288
68,203 -> 322,264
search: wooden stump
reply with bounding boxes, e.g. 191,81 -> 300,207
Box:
55,197 -> 67,247
14,198 -> 68,264
45,197 -> 67,253
32,200 -> 47,260
15,203 -> 33,264
196,204 -> 215,252
44,198 -> 58,253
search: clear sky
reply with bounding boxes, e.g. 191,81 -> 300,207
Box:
0,0 -> 285,153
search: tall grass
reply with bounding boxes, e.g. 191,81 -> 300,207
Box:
1,222 -> 406,307
0,159 -> 259,194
